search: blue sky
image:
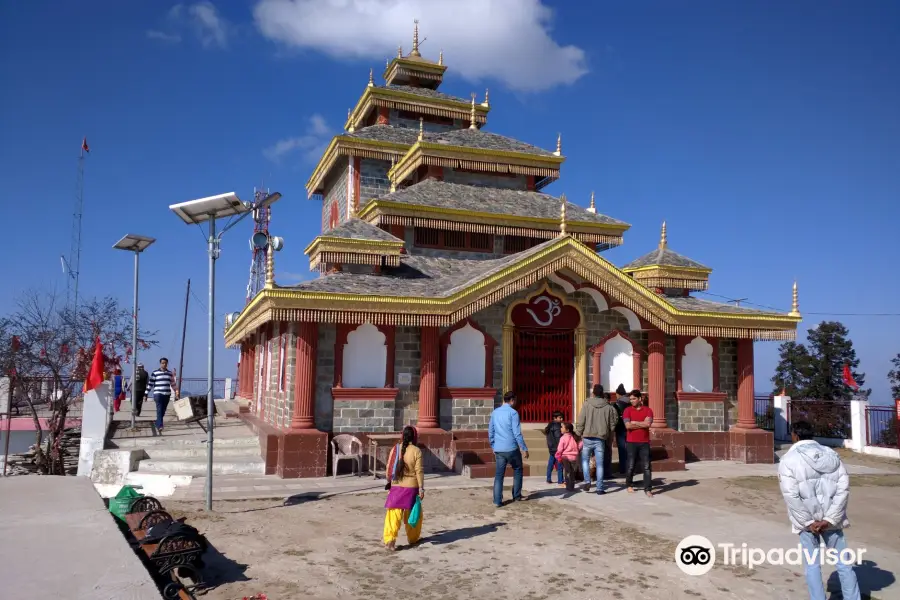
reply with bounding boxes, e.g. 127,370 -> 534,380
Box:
1,1 -> 898,402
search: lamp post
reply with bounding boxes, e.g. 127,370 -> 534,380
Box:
113,234 -> 156,430
169,191 -> 280,511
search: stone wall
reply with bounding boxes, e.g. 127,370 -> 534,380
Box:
332,400 -> 396,433
321,159 -> 348,232
450,398 -> 493,430
315,324 -> 336,431
393,326 -> 420,429
719,339 -> 739,427
359,158 -> 390,209
665,337 -> 679,430
389,110 -> 459,133
443,168 -> 527,190
678,400 -> 726,432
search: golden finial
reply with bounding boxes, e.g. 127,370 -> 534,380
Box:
418,117 -> 424,141
386,57 -> 390,68
397,45 -> 402,58
265,246 -> 275,288
587,191 -> 596,214
789,280 -> 800,317
482,88 -> 490,107
659,221 -> 668,249
469,93 -> 477,130
410,20 -> 421,57
368,68 -> 374,86
559,194 -> 568,236
553,133 -> 561,156
438,49 -> 443,65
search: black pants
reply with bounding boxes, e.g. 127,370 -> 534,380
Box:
560,458 -> 578,491
625,442 -> 652,491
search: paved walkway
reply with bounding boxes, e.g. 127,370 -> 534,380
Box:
108,397 -> 250,444
0,476 -> 160,600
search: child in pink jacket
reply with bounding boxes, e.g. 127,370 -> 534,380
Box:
554,422 -> 582,491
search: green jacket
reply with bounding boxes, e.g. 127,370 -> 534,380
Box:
575,396 -> 619,440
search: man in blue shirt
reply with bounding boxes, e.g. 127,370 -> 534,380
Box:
488,391 -> 529,507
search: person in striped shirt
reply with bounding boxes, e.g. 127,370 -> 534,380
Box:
147,357 -> 175,432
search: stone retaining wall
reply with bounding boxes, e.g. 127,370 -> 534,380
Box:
332,400 -> 396,433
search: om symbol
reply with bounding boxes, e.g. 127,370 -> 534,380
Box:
525,296 -> 562,326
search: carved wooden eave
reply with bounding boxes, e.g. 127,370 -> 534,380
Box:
304,236 -> 405,271
356,199 -> 626,246
624,265 -> 712,291
387,141 -> 563,186
225,237 -> 800,347
382,57 -> 447,86
306,136 -> 410,198
343,86 -> 489,133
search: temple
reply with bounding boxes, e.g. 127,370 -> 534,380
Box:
225,23 -> 801,478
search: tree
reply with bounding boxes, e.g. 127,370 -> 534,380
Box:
804,321 -> 869,401
771,341 -> 812,397
0,290 -> 158,474
888,353 -> 900,399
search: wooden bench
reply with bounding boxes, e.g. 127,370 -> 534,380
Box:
122,498 -> 207,599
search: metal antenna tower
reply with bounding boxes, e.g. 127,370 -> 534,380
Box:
62,138 -> 89,318
246,187 -> 272,303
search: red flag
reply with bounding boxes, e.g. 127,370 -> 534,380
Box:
83,337 -> 104,393
81,137 -> 90,154
842,363 -> 859,391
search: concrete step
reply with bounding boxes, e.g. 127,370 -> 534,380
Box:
137,455 -> 266,476
143,445 -> 262,459
112,435 -> 260,449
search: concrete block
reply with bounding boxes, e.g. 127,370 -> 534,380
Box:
90,449 -> 145,485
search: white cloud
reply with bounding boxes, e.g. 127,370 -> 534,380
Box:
146,29 -> 182,44
264,114 -> 332,163
252,0 -> 587,92
148,2 -> 230,48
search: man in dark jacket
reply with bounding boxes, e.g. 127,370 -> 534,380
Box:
613,384 -> 630,476
132,363 -> 149,416
543,411 -> 564,484
575,384 -> 619,494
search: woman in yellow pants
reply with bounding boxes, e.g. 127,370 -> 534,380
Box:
382,426 -> 424,550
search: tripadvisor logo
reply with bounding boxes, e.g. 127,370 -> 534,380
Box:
675,535 -> 868,575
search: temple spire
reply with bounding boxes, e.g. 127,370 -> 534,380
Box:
587,191 -> 596,214
559,194 -> 568,236
789,280 -> 800,316
659,221 -> 668,249
397,45 -> 402,58
418,116 -> 424,141
410,20 -> 421,57
438,49 -> 443,65
482,88 -> 490,107
265,245 -> 275,288
469,93 -> 477,130
553,133 -> 561,156
368,68 -> 374,87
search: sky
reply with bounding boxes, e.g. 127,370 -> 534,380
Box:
1,1 -> 898,403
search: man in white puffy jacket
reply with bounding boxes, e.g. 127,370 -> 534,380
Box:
778,421 -> 860,600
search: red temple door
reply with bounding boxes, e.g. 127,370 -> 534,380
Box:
513,329 -> 574,423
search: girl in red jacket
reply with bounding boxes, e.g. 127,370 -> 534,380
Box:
554,422 -> 583,491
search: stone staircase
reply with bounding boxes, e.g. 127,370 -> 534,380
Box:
111,429 -> 265,477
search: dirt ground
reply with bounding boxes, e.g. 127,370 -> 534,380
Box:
169,486 -> 828,600
664,474 -> 900,555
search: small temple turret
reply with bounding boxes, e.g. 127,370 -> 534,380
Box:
305,219 -> 404,272
622,221 -> 712,294
789,280 -> 801,317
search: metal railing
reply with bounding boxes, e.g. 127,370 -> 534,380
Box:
865,406 -> 898,448
789,400 -> 852,439
177,377 -> 228,399
754,395 -> 775,431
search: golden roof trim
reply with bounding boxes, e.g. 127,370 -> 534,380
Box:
225,237 -> 799,345
306,136 -> 410,196
357,199 -> 629,235
624,264 -> 712,276
304,236 -> 404,256
344,86 -> 489,132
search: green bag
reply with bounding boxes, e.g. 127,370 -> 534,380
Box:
109,485 -> 144,522
408,496 -> 422,527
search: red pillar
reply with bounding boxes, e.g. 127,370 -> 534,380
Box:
648,330 -> 669,429
591,349 -> 601,387
734,338 -> 758,429
291,322 -> 318,430
418,326 -> 439,429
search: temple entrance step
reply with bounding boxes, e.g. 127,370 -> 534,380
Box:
140,444 -> 262,459
137,455 -> 266,476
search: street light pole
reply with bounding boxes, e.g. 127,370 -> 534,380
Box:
206,216 -> 218,512
130,250 -> 140,429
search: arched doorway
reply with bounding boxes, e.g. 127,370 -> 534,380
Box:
503,286 -> 586,422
